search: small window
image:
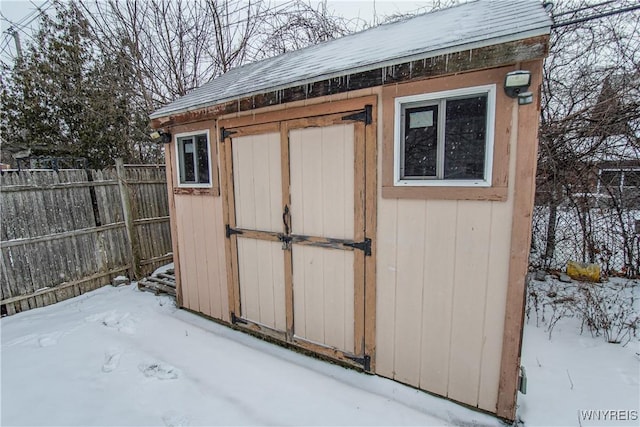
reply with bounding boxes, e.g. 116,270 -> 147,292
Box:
599,169 -> 640,191
599,170 -> 622,188
394,85 -> 496,187
176,131 -> 211,187
623,170 -> 640,187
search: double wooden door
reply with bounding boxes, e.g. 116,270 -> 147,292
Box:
220,102 -> 374,369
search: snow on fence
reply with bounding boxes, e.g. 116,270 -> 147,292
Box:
0,161 -> 172,316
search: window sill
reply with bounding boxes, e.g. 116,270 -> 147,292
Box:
174,187 -> 219,196
382,185 -> 507,201
394,179 -> 491,187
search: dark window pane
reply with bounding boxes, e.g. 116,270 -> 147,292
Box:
623,170 -> 640,187
444,96 -> 487,180
600,170 -> 621,187
196,134 -> 210,184
403,105 -> 438,177
181,138 -> 195,182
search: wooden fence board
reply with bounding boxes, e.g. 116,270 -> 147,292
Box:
0,190 -> 13,240
1,164 -> 173,315
0,252 -> 8,300
90,170 -> 122,225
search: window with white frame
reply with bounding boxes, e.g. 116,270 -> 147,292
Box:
598,168 -> 640,195
176,131 -> 211,187
394,84 -> 496,187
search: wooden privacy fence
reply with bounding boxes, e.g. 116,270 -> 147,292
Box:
0,161 -> 172,316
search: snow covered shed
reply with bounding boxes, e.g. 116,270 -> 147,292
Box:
150,0 -> 551,421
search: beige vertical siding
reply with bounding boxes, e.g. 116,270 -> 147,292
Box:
376,198 -> 514,410
231,132 -> 285,329
418,201 -> 457,396
479,196 -> 514,409
237,238 -> 286,330
232,133 -> 282,232
375,93 -> 517,412
174,194 -> 229,321
292,247 -> 355,352
447,202 -> 494,405
289,125 -> 354,239
392,199 -> 427,385
289,124 -> 356,352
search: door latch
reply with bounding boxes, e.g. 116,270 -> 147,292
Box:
279,234 -> 292,250
281,205 -> 292,250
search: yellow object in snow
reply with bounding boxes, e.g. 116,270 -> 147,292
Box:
566,260 -> 601,282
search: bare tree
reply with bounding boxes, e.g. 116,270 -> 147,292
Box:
379,0 -> 462,25
534,0 -> 640,274
3,0 -> 362,167
81,0 -> 270,110
80,0 -> 361,111
0,0 -> 157,167
256,0 -> 364,57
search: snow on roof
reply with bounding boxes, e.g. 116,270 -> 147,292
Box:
150,0 -> 551,119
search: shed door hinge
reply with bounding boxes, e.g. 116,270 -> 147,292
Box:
343,238 -> 371,256
220,127 -> 237,141
342,104 -> 372,125
346,354 -> 371,371
226,224 -> 243,238
230,312 -> 248,325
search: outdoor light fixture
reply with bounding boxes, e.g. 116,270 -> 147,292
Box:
504,70 -> 532,98
518,91 -> 534,105
150,130 -> 172,144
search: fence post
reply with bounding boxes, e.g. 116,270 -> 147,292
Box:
116,158 -> 142,280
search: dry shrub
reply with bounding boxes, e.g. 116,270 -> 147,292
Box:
526,276 -> 639,345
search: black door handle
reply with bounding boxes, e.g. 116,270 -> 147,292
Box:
283,205 -> 290,235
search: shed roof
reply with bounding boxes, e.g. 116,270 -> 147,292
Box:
150,0 -> 551,119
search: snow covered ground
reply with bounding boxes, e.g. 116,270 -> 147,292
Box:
1,271 -> 638,426
1,279 -> 499,427
519,277 -> 640,426
520,321 -> 639,426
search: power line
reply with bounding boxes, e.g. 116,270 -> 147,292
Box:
17,0 -> 51,27
552,4 -> 640,28
1,0 -> 54,63
19,0 -> 53,29
552,0 -> 617,18
1,2 -> 41,32
4,23 -> 33,42
1,0 -> 52,36
0,36 -> 13,56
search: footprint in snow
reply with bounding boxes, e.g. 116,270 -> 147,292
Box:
7,330 -> 73,348
86,310 -> 137,334
139,362 -> 180,380
3,334 -> 38,347
38,331 -> 66,347
162,411 -> 190,427
102,349 -> 122,373
617,367 -> 639,386
38,336 -> 57,347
